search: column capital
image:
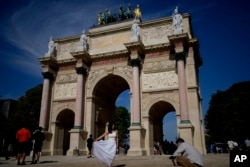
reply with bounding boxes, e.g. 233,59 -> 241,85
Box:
129,58 -> 141,67
175,52 -> 187,62
75,67 -> 87,75
42,72 -> 54,80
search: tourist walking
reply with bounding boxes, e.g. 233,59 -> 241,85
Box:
16,126 -> 31,165
244,137 -> 250,151
87,134 -> 94,158
31,127 -> 45,164
169,138 -> 204,167
93,122 -> 118,167
227,139 -> 238,151
154,140 -> 161,155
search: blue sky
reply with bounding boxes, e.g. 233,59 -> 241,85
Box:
1,0 -> 250,141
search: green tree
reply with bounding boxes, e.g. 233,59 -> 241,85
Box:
113,106 -> 130,140
8,84 -> 43,134
205,81 -> 250,143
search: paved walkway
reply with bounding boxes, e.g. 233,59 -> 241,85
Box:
0,153 -> 229,167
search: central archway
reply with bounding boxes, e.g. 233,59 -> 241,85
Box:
92,74 -> 130,137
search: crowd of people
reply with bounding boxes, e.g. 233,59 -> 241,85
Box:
209,137 -> 250,154
4,122 -> 249,167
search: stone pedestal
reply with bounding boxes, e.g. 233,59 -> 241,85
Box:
41,131 -> 53,156
127,126 -> 146,156
67,129 -> 88,156
178,123 -> 194,145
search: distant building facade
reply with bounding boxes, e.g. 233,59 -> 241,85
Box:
38,7 -> 205,156
0,99 -> 17,118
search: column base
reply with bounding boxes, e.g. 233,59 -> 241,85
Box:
67,129 -> 88,156
178,121 -> 194,145
41,131 -> 53,155
127,125 -> 147,156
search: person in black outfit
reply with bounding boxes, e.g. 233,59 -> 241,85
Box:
31,127 -> 45,164
87,134 -> 94,158
2,138 -> 10,160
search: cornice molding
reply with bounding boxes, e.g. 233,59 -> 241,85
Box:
57,58 -> 76,65
144,43 -> 170,53
124,40 -> 145,54
91,49 -> 129,60
71,51 -> 91,65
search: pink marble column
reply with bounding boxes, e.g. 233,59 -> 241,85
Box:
176,54 -> 190,123
130,58 -> 141,125
39,72 -> 53,130
74,67 -> 86,129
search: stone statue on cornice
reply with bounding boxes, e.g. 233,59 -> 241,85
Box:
172,6 -> 183,34
80,29 -> 88,51
46,36 -> 55,57
131,20 -> 140,41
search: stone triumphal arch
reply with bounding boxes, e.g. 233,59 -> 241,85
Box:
38,6 -> 205,156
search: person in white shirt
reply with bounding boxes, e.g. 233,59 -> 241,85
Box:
169,138 -> 204,167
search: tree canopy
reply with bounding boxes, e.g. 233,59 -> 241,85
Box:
205,81 -> 250,143
113,106 -> 130,140
7,84 -> 43,135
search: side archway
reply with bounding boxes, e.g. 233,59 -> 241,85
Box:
54,109 -> 74,155
149,101 -> 176,151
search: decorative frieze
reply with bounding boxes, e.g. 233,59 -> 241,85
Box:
142,71 -> 178,90
143,60 -> 175,72
56,73 -> 77,83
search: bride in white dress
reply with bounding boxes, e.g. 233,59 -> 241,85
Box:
93,122 -> 118,167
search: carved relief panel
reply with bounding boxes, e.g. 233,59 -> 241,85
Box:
142,24 -> 172,46
54,72 -> 77,100
142,71 -> 178,91
89,32 -> 130,55
143,60 -> 175,73
54,83 -> 77,99
57,41 -> 78,60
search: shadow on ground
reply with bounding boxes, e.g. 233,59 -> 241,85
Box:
114,164 -> 126,167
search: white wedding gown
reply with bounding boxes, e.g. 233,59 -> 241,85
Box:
93,131 -> 117,167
